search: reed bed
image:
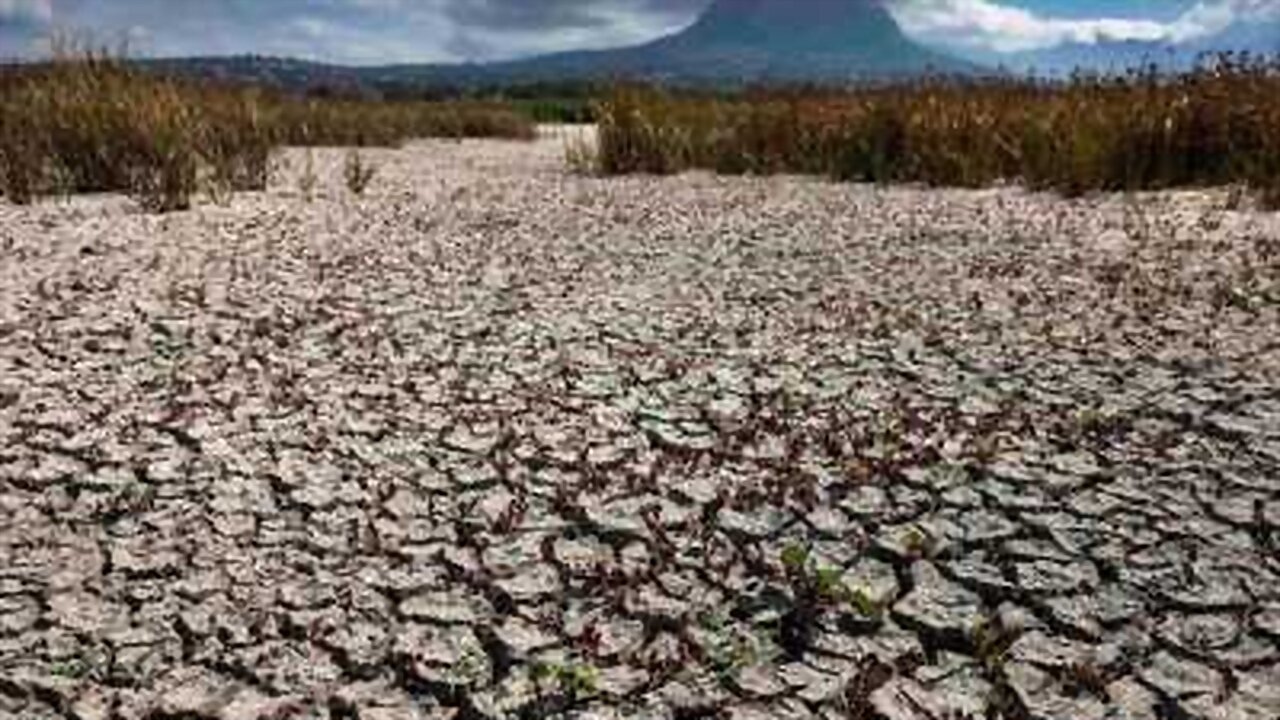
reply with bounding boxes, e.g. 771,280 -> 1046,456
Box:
593,57 -> 1280,207
0,54 -> 535,211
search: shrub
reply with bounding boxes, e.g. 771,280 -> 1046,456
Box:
591,56 -> 1280,203
0,51 -> 536,211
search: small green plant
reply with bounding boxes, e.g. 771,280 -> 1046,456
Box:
776,543 -> 886,655
342,148 -> 376,196
49,658 -> 88,679
530,660 -> 599,699
848,586 -> 884,619
780,542 -> 810,574
781,542 -> 882,610
812,565 -> 848,603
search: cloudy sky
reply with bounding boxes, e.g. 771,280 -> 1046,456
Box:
0,0 -> 1276,64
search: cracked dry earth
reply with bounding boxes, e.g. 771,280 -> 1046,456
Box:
2,129 -> 1280,720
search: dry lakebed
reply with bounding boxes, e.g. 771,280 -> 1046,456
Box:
1,129 -> 1279,720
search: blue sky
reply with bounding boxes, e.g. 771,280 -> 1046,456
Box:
0,1 -> 1274,64
1013,1 -> 1194,19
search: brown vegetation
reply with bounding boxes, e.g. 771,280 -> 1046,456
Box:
0,52 -> 535,211
593,56 -> 1280,207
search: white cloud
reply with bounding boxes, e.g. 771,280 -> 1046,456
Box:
887,0 -> 1280,52
290,16 -> 333,39
0,0 -> 52,24
449,2 -> 692,61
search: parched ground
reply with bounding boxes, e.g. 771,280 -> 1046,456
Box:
1,128 -> 1279,720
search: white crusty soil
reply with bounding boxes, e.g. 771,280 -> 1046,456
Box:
1,128 -> 1279,719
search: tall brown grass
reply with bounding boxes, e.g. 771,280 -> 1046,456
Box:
593,56 -> 1280,207
0,52 -> 535,211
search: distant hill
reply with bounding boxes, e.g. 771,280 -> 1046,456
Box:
144,56 -> 364,90
147,0 -> 975,92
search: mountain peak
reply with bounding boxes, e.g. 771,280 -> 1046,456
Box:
683,0 -> 902,52
635,0 -> 959,78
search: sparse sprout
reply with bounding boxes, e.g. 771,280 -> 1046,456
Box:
813,565 -> 847,603
529,660 -> 599,699
343,148 -> 377,196
49,658 -> 88,679
777,542 -> 887,633
780,542 -> 810,574
848,586 -> 884,619
561,664 -> 599,697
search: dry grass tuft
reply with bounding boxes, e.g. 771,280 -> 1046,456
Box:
593,56 -> 1280,205
342,149 -> 377,196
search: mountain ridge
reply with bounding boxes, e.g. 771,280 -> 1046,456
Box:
408,0 -> 974,84
138,0 -> 1275,89
146,0 -> 975,89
